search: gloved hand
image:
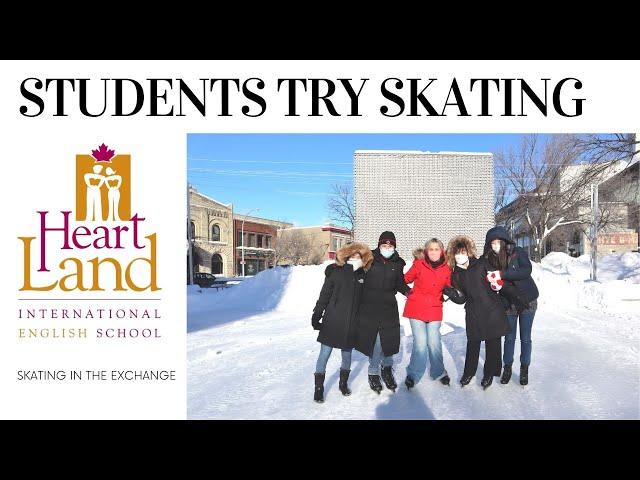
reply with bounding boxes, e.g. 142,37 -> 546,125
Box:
311,314 -> 323,330
486,270 -> 502,283
486,270 -> 504,292
443,286 -> 455,298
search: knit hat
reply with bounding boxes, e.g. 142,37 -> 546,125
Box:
378,231 -> 396,247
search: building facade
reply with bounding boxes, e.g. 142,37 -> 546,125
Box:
233,215 -> 293,276
498,159 -> 639,258
188,188 -> 234,277
278,225 -> 352,264
354,150 -> 495,259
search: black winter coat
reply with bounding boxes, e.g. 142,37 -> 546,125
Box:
354,248 -> 410,357
447,256 -> 509,341
312,263 -> 366,350
484,226 -> 539,304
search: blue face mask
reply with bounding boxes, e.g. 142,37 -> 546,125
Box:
380,247 -> 394,259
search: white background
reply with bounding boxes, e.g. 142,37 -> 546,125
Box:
0,60 -> 638,419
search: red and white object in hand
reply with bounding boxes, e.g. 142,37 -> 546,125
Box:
486,270 -> 504,292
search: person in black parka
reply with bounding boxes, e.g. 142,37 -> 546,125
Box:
311,242 -> 373,402
482,226 -> 539,386
354,231 -> 411,394
443,235 -> 509,390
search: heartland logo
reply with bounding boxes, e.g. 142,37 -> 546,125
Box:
18,145 -> 160,292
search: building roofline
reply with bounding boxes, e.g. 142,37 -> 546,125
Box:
234,214 -> 293,227
189,188 -> 232,208
282,225 -> 351,232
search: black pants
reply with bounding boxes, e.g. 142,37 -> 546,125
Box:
463,337 -> 502,378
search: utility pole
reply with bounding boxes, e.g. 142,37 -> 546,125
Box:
241,208 -> 260,277
590,183 -> 599,281
187,183 -> 194,285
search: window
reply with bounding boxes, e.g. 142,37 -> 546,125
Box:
248,233 -> 256,247
211,254 -> 223,275
189,221 -> 196,240
332,237 -> 338,251
211,224 -> 221,242
265,235 -> 271,248
257,234 -> 263,248
572,230 -> 581,245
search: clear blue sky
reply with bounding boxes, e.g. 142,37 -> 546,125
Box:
187,134 -> 537,226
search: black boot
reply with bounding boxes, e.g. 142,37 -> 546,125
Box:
314,373 -> 325,403
520,365 -> 529,386
405,376 -> 415,390
339,369 -> 352,396
439,375 -> 451,386
481,375 -> 493,390
500,364 -> 512,384
368,374 -> 383,394
381,366 -> 397,392
460,374 -> 474,387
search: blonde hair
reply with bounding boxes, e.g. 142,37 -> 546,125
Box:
425,237 -> 445,252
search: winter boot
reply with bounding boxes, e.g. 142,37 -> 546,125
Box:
339,369 -> 352,396
439,375 -> 451,386
314,373 -> 325,403
520,365 -> 529,386
460,374 -> 474,387
481,375 -> 493,390
368,374 -> 383,394
405,376 -> 415,390
500,364 -> 512,384
381,366 -> 397,392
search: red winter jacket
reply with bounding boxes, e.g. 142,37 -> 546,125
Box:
403,254 -> 452,322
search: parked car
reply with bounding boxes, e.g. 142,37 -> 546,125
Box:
193,273 -> 217,288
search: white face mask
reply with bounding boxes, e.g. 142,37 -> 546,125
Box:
347,258 -> 363,271
455,254 -> 469,266
491,243 -> 501,253
380,247 -> 395,258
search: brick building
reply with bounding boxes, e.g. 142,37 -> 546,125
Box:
234,214 -> 293,276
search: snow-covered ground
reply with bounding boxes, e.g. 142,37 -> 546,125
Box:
188,252 -> 640,419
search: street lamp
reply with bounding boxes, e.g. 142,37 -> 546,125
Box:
241,208 -> 260,277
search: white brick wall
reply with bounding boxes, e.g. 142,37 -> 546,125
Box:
354,151 -> 495,260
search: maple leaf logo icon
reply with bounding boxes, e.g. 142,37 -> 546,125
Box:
91,143 -> 115,162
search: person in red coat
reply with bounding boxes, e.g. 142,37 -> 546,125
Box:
403,238 -> 452,389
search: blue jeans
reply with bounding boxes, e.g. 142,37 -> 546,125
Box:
315,343 -> 352,374
503,300 -> 537,367
406,319 -> 447,383
368,333 -> 393,375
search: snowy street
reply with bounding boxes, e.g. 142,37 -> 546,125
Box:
188,253 -> 640,420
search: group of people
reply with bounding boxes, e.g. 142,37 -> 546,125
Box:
311,227 -> 539,403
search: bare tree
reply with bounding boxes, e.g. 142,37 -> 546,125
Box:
275,229 -> 313,266
495,134 -> 627,261
327,183 -> 355,235
572,134 -> 638,165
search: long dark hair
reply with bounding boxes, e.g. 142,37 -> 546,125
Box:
486,239 -> 508,271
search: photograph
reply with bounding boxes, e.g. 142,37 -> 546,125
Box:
186,133 -> 640,420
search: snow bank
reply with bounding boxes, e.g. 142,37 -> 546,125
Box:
541,251 -> 640,283
535,252 -> 640,315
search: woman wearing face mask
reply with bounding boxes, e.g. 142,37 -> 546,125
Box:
482,226 -> 539,386
443,235 -> 509,390
311,242 -> 373,403
403,238 -> 452,389
354,231 -> 411,394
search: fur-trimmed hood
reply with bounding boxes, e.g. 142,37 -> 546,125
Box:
446,235 -> 477,270
335,242 -> 374,271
